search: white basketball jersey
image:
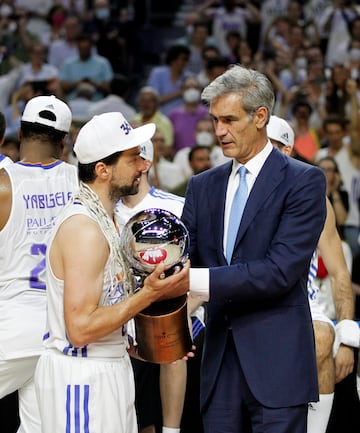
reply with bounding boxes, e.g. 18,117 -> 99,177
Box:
0,160 -> 78,360
44,201 -> 129,358
0,154 -> 13,169
115,186 -> 184,230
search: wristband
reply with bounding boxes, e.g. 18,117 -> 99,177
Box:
333,319 -> 360,356
162,428 -> 180,433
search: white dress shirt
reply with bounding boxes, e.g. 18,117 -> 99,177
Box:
189,141 -> 273,301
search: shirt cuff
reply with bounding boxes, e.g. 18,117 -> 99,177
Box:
189,268 -> 209,302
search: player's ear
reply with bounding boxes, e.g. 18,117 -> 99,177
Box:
95,161 -> 110,179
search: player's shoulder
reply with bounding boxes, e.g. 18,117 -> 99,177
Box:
149,187 -> 185,204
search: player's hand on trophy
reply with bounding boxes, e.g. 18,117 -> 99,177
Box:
142,260 -> 190,302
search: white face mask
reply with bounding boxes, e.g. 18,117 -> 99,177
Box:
295,57 -> 307,70
183,88 -> 201,103
95,8 -> 110,20
196,131 -> 213,147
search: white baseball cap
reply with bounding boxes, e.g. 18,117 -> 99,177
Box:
74,112 -> 156,164
21,95 -> 72,133
267,115 -> 295,147
139,140 -> 154,162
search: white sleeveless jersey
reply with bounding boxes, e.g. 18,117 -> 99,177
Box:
44,201 -> 129,358
0,154 -> 13,168
115,186 -> 184,230
0,160 -> 78,360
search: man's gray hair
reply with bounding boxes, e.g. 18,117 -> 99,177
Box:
201,65 -> 275,121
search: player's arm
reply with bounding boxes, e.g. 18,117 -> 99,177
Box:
318,198 -> 358,382
0,168 -> 12,230
54,214 -> 190,348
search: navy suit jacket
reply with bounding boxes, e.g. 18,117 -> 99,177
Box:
182,148 -> 327,410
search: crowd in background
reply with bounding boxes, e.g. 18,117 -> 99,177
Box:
1,0 -> 360,431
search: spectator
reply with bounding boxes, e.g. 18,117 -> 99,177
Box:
4,80 -> 49,138
59,33 -> 113,101
171,145 -> 212,197
149,129 -> 185,191
176,20 -> 218,74
87,75 -> 136,121
48,15 -> 82,70
318,0 -> 359,68
132,86 -> 174,157
18,43 -> 59,87
0,7 -> 39,75
211,0 -> 261,57
68,82 -> 96,122
168,76 -> 209,153
316,79 -> 360,258
197,48 -> 228,89
146,44 -> 192,115
291,99 -> 321,163
82,0 -> 139,74
173,116 -> 229,180
317,156 -> 349,237
325,64 -> 352,118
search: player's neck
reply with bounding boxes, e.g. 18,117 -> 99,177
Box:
20,141 -> 61,164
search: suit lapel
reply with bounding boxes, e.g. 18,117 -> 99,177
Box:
207,162 -> 232,261
236,149 -> 287,243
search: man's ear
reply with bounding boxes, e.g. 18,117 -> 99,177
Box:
254,106 -> 268,129
95,162 -> 110,179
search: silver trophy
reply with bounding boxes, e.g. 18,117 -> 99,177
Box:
120,208 -> 192,363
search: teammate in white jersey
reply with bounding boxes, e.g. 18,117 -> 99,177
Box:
34,112 -> 191,433
0,95 -> 78,433
0,111 -> 13,169
267,115 -> 359,433
116,140 -> 187,433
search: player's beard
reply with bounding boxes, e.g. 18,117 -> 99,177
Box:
109,176 -> 140,203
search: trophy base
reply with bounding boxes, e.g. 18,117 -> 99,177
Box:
134,294 -> 192,364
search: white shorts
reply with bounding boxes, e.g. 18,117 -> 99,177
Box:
34,351 -> 138,433
0,356 -> 41,433
309,297 -> 334,328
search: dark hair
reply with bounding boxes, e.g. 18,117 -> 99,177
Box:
291,100 -> 313,116
188,145 -> 210,162
322,115 -> 348,131
76,33 -> 93,44
78,152 -> 122,182
0,111 -> 6,139
165,44 -> 190,65
20,121 -> 66,145
110,74 -> 129,97
206,55 -> 230,71
317,156 -> 340,173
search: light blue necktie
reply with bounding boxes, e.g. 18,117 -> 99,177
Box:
226,166 -> 248,264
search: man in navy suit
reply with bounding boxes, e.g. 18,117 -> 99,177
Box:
182,65 -> 327,433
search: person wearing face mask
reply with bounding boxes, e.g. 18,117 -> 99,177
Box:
173,117 -> 230,181
82,0 -> 138,75
168,77 -> 209,154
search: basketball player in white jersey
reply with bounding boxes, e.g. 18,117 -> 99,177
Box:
267,115 -> 359,433
0,111 -> 12,169
0,95 -> 78,433
116,140 -> 188,433
34,112 -> 191,433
